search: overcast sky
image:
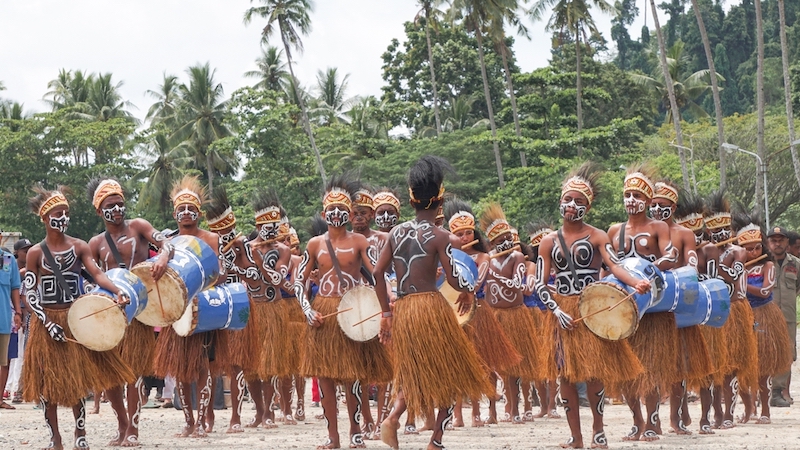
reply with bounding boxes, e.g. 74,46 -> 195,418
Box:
1,0 -> 668,123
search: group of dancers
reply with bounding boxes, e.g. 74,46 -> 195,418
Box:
17,155 -> 795,450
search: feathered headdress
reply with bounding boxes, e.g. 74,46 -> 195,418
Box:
252,188 -> 282,225
675,190 -> 705,232
206,187 -> 236,231
704,190 -> 731,230
623,163 -> 657,199
561,161 -> 602,205
171,175 -> 207,211
87,177 -> 125,209
479,203 -> 512,242
30,184 -> 70,217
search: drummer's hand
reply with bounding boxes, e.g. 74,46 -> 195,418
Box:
151,254 -> 169,282
455,292 -> 474,316
45,321 -> 66,342
436,266 -> 444,279
116,292 -> 130,306
306,310 -> 323,328
633,280 -> 651,294
12,313 -> 21,331
552,307 -> 574,330
379,316 -> 393,345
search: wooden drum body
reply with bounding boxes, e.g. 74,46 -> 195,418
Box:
173,282 -> 250,336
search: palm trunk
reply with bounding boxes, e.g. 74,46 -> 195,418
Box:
575,28 -> 583,137
500,44 -> 521,138
778,0 -> 800,189
650,0 -> 689,190
206,148 -> 214,192
283,39 -> 327,185
475,29 -> 504,188
754,0 -> 766,216
691,0 -> 726,191
424,7 -> 442,136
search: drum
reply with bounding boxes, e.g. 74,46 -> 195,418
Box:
67,268 -> 149,351
436,249 -> 479,326
337,285 -> 382,342
675,278 -> 731,328
650,266 -> 700,315
172,282 -> 250,336
578,257 -> 664,341
132,235 -> 220,327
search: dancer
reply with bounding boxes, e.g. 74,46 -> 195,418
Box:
86,178 -> 174,447
373,190 -> 401,234
22,185 -> 135,450
375,155 -> 492,450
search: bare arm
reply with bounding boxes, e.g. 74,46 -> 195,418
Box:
653,221 -> 678,270
746,262 -> 775,299
292,239 -> 321,326
534,236 -> 573,329
682,230 -> 699,269
24,247 -> 65,342
132,219 -> 173,280
599,232 -> 651,294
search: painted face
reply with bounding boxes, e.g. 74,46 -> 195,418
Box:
494,237 -> 515,253
259,223 -> 279,241
325,206 -> 350,227
175,204 -> 199,222
559,191 -> 589,222
708,227 -> 731,244
220,228 -> 237,245
351,206 -> 373,233
649,199 -> 673,221
48,209 -> 70,233
100,195 -> 126,224
624,191 -> 648,215
374,205 -> 398,230
694,230 -> 704,246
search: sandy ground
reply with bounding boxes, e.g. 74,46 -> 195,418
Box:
2,368 -> 800,450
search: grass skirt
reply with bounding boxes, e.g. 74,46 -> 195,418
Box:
153,327 -> 209,383
723,301 -> 759,391
252,300 -> 292,380
283,297 -> 307,375
463,300 -> 521,373
553,294 -> 643,384
696,326 -> 731,388
492,306 -> 543,380
23,308 -> 135,405
119,319 -> 155,377
753,301 -> 793,377
677,325 -> 714,384
392,292 -> 494,417
301,295 -> 392,383
624,312 -> 681,397
209,329 -> 230,377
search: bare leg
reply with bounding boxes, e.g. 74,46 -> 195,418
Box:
358,381 -> 375,437
282,376 -> 297,425
487,373 -> 499,424
622,388 -> 644,441
757,376 -> 771,423
547,380 -> 561,418
738,380 -> 754,424
73,398 -> 89,449
90,390 -> 100,414
192,371 -> 212,437
319,378 -> 341,449
711,384 -> 724,428
105,386 -> 128,446
381,392 -> 405,450
404,410 -> 417,434
204,375 -> 216,433
586,380 -> 608,449
261,377 -> 278,428
245,379 -> 265,428
427,405 -> 454,450
295,376 -> 307,421
503,376 -> 524,424
176,382 -> 194,437
121,377 -> 146,447
669,381 -> 691,435
680,388 -> 692,427
641,390 -> 661,441
42,397 -> 64,450
452,399 -> 465,427
559,380 -> 583,448
720,375 -> 737,428
227,369 -> 245,433
698,386 -> 714,434
421,407 -> 436,431
345,381 -> 366,448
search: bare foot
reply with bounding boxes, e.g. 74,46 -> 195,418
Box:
737,414 -> 750,424
226,423 -> 244,434
699,424 -> 714,435
452,417 -> 464,428
418,423 -> 434,432
119,435 -> 139,447
190,426 -> 207,438
486,415 -> 498,425
523,411 -> 535,422
403,424 -> 418,435
639,430 -> 659,441
284,415 -> 298,425
42,443 -> 64,450
471,416 -> 485,427
498,412 -> 513,423
348,434 -> 366,449
534,409 -> 547,418
718,419 -> 735,430
174,426 -> 193,438
547,409 -> 562,419
512,416 -> 525,425
380,418 -> 400,450
263,419 -> 278,429
244,417 -> 261,428
591,430 -> 608,449
107,431 -> 123,447
670,421 -> 692,435
756,416 -> 771,424
559,436 -> 582,448
622,425 -> 642,441
316,438 -> 340,449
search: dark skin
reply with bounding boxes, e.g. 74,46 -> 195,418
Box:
374,204 -> 399,234
88,193 -> 172,447
27,205 -> 128,450
696,238 -> 725,434
537,191 -> 649,449
374,204 -> 473,450
294,204 -> 374,450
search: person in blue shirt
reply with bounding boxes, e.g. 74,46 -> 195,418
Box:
0,244 -> 22,410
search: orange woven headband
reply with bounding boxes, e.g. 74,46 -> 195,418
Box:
653,182 -> 678,204
373,191 -> 400,211
448,211 -> 475,233
255,206 -> 281,225
39,192 -> 69,217
353,190 -> 374,210
529,228 -> 553,247
172,189 -> 202,211
92,180 -> 125,209
676,213 -> 704,232
736,224 -> 762,245
705,213 -> 731,230
486,219 -> 512,242
624,172 -> 655,198
323,188 -> 352,210
561,177 -> 594,205
208,207 -> 236,231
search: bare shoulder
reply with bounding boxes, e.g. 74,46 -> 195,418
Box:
350,231 -> 369,246
607,222 -> 621,236
129,218 -> 156,235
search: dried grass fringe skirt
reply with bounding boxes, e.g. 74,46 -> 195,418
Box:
23,308 -> 135,406
553,294 -> 643,385
695,325 -> 731,389
752,301 -> 793,377
301,295 -> 392,384
676,325 -> 715,385
282,296 -> 307,375
492,305 -> 544,380
391,291 -> 494,418
723,301 -> 759,392
152,326 -> 210,383
623,312 -> 682,397
253,300 -> 292,380
463,299 -> 520,374
118,319 -> 155,377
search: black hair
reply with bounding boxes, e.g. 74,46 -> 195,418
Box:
705,190 -> 730,215
206,186 -> 231,220
86,177 -> 123,204
252,188 -> 281,212
564,161 -> 602,200
310,214 -> 328,237
675,189 -> 705,219
407,155 -> 454,211
29,184 -> 70,216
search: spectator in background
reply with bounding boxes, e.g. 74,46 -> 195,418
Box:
6,239 -> 32,404
0,243 -> 22,409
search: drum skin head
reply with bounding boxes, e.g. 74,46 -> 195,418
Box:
579,282 -> 638,341
338,286 -> 382,342
131,264 -> 188,327
172,298 -> 199,337
67,294 -> 126,351
439,282 -> 476,326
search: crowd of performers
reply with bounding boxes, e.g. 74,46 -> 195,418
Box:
16,155 -> 799,450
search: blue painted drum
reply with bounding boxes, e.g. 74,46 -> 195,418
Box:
172,282 -> 250,336
650,266 -> 700,316
437,249 -> 478,326
578,257 -> 665,341
67,268 -> 149,352
132,235 -> 221,327
676,278 -> 730,328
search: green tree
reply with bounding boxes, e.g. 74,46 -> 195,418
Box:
146,73 -> 180,127
244,46 -> 290,93
310,67 -> 355,125
778,0 -> 800,189
132,131 -> 189,227
244,0 -> 327,184
415,0 -> 446,135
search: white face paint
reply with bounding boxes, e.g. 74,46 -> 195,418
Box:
101,204 -> 126,223
48,211 -> 70,233
494,238 -> 514,253
624,192 -> 647,215
259,223 -> 279,241
649,204 -> 672,221
559,199 -> 587,222
375,211 -> 398,229
176,205 -> 198,222
709,228 -> 731,243
325,207 -> 350,227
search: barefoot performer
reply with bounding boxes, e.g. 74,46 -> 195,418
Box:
375,155 -> 492,450
535,162 -> 648,449
86,178 -> 174,447
22,185 -> 135,450
294,174 -> 393,449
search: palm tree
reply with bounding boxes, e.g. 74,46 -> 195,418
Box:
243,0 -> 327,184
690,0 -> 727,189
415,0 -> 445,136
133,132 -> 189,224
84,73 -> 137,123
529,0 -> 615,144
443,93 -> 481,131
171,63 -> 236,192
778,0 -> 800,189
648,0 -> 689,191
146,73 -> 180,126
311,67 -> 356,125
449,0 -> 510,187
630,40 -> 722,123
754,0 -> 766,215
488,1 -> 527,139
0,102 -> 27,132
244,46 -> 290,93
44,69 -> 93,110
347,96 -> 390,139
